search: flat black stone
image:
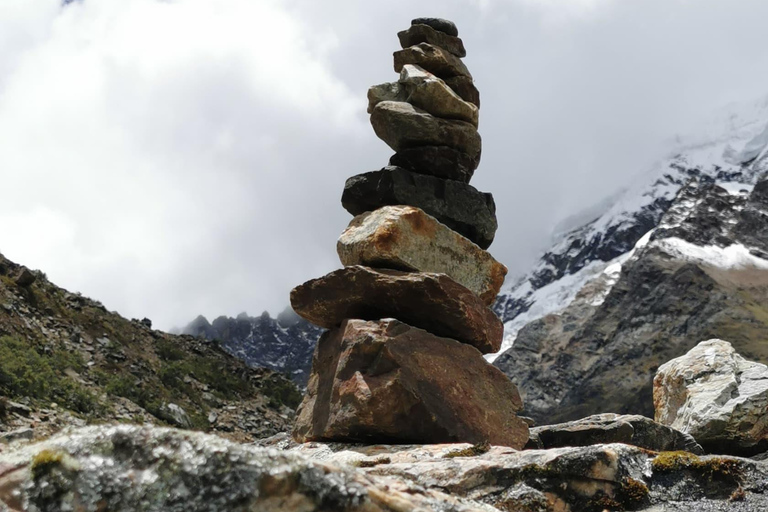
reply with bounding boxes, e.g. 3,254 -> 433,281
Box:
389,145 -> 479,183
411,17 -> 459,37
341,166 -> 497,249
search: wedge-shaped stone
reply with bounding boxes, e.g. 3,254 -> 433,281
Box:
389,145 -> 479,183
290,265 -> 503,352
394,43 -> 471,80
371,101 -> 481,159
398,24 -> 466,58
400,65 -> 478,126
366,82 -> 407,114
337,206 -> 507,304
445,75 -> 480,107
341,167 -> 497,249
293,319 -> 527,448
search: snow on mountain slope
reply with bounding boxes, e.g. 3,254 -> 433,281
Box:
491,94 -> 768,361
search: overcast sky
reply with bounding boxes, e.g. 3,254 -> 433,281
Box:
2,0 -> 768,330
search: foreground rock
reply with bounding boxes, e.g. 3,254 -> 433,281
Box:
290,440 -> 768,512
389,145 -> 479,182
290,266 -> 502,352
341,167 -> 497,248
371,101 -> 481,159
655,339 -> 768,455
394,43 -> 471,79
337,206 -> 507,304
527,413 -> 703,454
4,424 -> 768,512
292,319 -> 527,447
398,24 -> 466,58
0,425 -> 486,512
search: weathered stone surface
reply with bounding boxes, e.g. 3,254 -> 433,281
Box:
367,67 -> 478,126
290,265 -> 503,352
389,145 -> 479,182
337,206 -> 507,304
341,167 -> 497,249
411,17 -> 459,37
527,413 -> 704,454
398,24 -> 466,57
394,43 -> 471,80
366,82 -> 406,114
654,339 -> 768,455
445,75 -> 480,107
14,268 -> 35,287
399,64 -> 478,126
293,319 -> 527,447
371,100 -> 481,165
0,425 -> 488,512
293,441 -> 768,512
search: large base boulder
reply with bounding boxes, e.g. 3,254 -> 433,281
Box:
654,339 -> 768,455
290,265 -> 502,353
389,145 -> 479,182
337,206 -> 507,304
341,167 -> 497,249
527,413 -> 704,454
292,319 -> 528,448
370,101 -> 481,159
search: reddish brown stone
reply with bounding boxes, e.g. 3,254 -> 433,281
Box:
289,266 -> 503,353
292,319 -> 528,448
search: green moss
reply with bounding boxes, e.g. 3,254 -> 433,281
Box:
617,477 -> 650,509
652,451 -> 743,482
261,375 -> 303,410
444,441 -> 491,458
30,449 -> 67,479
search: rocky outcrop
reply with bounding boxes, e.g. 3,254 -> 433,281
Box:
341,167 -> 497,248
654,339 -> 768,455
494,178 -> 768,426
290,266 -> 502,353
293,319 -> 526,447
337,206 -> 506,304
527,413 -> 703,454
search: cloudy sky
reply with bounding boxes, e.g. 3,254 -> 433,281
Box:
2,0 -> 768,330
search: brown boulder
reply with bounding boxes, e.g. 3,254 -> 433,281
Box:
394,43 -> 471,80
370,101 -> 481,162
398,24 -> 466,58
290,265 -> 503,353
292,319 -> 528,448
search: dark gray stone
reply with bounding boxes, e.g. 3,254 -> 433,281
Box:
389,145 -> 479,183
399,24 -> 466,58
411,17 -> 459,37
526,414 -> 704,454
341,167 -> 497,249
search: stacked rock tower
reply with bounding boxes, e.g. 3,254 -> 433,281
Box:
291,18 -> 529,448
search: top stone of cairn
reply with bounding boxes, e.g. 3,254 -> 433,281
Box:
412,17 -> 458,37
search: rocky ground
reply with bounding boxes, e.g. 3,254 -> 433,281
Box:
0,253 -> 299,444
2,424 -> 768,512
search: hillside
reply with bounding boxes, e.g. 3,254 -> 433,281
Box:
0,253 -> 300,443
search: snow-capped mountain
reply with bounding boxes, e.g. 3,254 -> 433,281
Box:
180,309 -> 323,387
491,94 -> 768,361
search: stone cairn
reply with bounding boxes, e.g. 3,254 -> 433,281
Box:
290,18 -> 529,448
